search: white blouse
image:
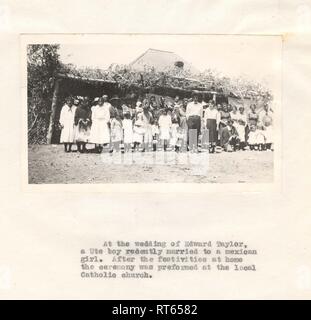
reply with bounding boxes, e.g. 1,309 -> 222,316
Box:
237,112 -> 247,125
204,108 -> 220,124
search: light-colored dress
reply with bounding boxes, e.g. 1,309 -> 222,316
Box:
110,118 -> 123,142
141,111 -> 153,144
159,114 -> 172,140
236,112 -> 247,142
230,111 -> 239,123
122,119 -> 133,144
133,113 -> 145,144
255,129 -> 266,144
59,104 -> 77,143
170,123 -> 179,145
262,113 -> 273,143
248,127 -> 257,145
89,103 -> 111,144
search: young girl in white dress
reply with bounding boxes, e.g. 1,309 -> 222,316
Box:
133,112 -> 145,151
151,120 -> 160,151
158,109 -> 172,152
122,113 -> 133,152
110,114 -> 123,153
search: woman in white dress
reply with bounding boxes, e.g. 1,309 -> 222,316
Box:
90,96 -> 111,153
59,97 -> 77,152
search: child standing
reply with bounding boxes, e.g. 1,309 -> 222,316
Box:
236,106 -> 247,150
158,109 -> 172,152
151,120 -> 160,151
132,112 -> 145,151
255,125 -> 266,151
248,124 -> 258,150
122,113 -> 133,152
170,121 -> 180,152
110,115 -> 123,153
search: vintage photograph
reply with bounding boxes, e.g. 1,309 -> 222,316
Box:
26,35 -> 281,184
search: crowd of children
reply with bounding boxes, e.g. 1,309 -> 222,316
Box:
58,93 -> 273,153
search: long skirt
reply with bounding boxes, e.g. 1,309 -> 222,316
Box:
180,116 -> 188,131
206,119 -> 217,143
89,119 -> 110,144
219,123 -> 227,147
60,123 -> 75,143
144,124 -> 153,143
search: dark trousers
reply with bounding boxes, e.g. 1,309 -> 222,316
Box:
187,115 -> 201,150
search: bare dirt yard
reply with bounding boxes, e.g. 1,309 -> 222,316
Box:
28,144 -> 273,184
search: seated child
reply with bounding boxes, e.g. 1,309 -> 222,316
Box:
220,120 -> 239,152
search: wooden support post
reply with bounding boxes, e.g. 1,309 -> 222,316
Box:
213,92 -> 216,102
46,79 -> 60,144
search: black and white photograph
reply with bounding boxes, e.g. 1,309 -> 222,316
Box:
26,34 -> 281,184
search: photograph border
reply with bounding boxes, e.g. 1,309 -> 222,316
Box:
21,33 -> 283,194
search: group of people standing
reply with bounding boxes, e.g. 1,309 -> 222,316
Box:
58,92 -> 273,154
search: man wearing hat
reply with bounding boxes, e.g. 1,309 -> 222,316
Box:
186,92 -> 203,152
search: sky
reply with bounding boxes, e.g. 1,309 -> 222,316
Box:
58,34 -> 282,92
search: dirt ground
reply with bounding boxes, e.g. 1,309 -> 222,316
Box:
28,144 -> 273,184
